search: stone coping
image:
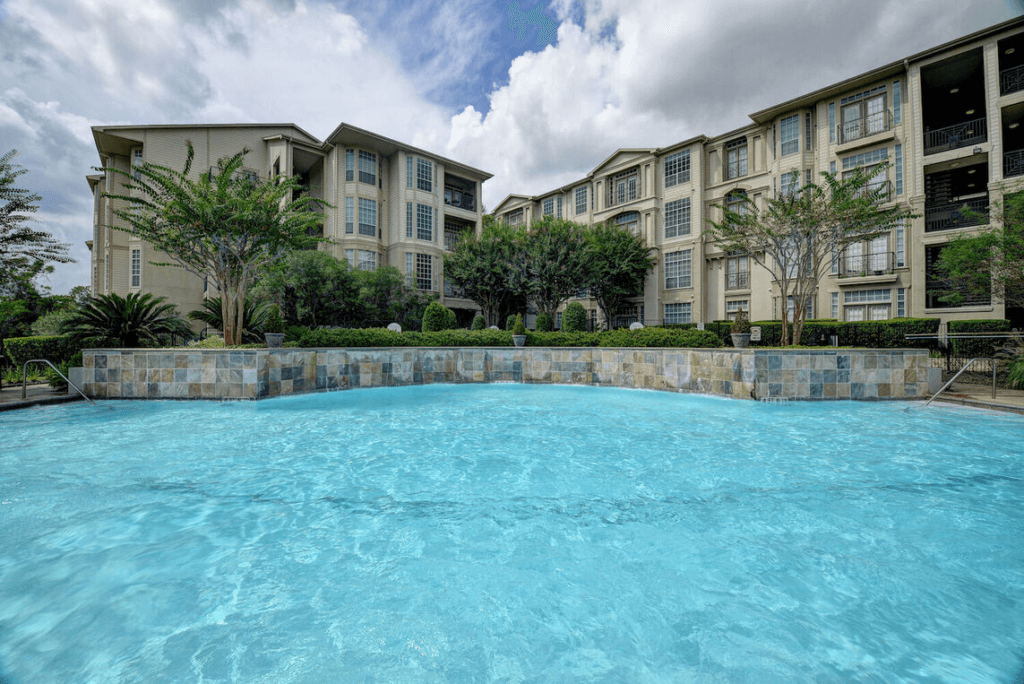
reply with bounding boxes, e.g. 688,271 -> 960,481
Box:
81,347 -> 933,402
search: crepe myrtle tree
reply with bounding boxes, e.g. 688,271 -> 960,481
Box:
708,165 -> 914,345
99,143 -> 328,345
443,216 -> 530,326
583,222 -> 656,330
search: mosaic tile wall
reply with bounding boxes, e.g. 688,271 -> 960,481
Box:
82,347 -> 932,401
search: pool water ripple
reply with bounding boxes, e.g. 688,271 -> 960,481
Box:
1,384 -> 1023,683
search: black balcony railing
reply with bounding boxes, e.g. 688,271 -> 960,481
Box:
1001,64 -> 1024,96
838,109 -> 892,145
838,251 -> 894,277
726,271 -> 749,290
924,198 -> 989,232
444,188 -> 476,212
1005,149 -> 1024,178
923,117 -> 987,156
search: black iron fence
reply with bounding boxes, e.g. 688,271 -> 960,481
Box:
923,117 -> 987,156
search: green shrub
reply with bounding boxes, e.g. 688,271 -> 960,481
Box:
948,319 -> 1012,358
512,314 -> 526,336
31,308 -> 78,337
443,306 -> 457,331
562,302 -> 587,332
505,315 -> 517,331
526,331 -> 602,347
728,318 -> 940,348
299,327 -> 512,347
285,325 -> 308,343
535,312 -> 553,332
1007,356 -> 1024,390
264,305 -> 285,334
423,302 -> 457,332
45,351 -> 84,390
3,334 -> 78,367
471,314 -> 486,330
598,328 -> 721,348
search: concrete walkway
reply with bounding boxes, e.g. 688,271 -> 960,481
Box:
0,382 -> 84,412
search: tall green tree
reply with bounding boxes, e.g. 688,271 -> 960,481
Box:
0,149 -> 74,295
525,216 -> 589,318
62,292 -> 191,348
252,250 -> 359,327
99,143 -> 327,345
708,166 -> 913,345
353,265 -> 435,329
934,189 -> 1024,310
583,223 -> 656,330
444,217 -> 529,325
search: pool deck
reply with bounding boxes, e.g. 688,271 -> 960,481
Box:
2,378 -> 1024,414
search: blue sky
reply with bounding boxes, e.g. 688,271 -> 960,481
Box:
1,0 -> 1023,294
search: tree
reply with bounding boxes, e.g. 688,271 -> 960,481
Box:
187,297 -> 271,344
62,292 -> 192,348
443,217 -> 529,325
99,143 -> 327,345
583,222 -> 656,330
353,265 -> 434,330
934,188 -> 1024,311
251,250 -> 359,328
708,166 -> 913,345
523,216 -> 589,318
0,149 -> 74,295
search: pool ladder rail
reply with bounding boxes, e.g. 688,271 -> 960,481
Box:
913,357 -> 984,411
21,359 -> 96,407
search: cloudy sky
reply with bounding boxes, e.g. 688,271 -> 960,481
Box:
2,0 -> 1022,295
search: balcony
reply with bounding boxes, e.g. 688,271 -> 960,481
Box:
837,109 -> 892,145
444,187 -> 475,212
925,198 -> 989,233
1005,149 -> 1024,178
1001,64 -> 1024,96
725,271 -> 749,290
838,251 -> 894,277
923,117 -> 987,156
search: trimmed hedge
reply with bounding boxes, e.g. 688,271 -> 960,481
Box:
3,334 -> 79,367
297,326 -> 721,348
535,312 -> 553,332
948,319 -> 1012,358
562,302 -> 587,332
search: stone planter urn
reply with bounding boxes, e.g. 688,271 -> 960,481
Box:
730,333 -> 751,348
264,332 -> 285,348
513,334 -> 527,347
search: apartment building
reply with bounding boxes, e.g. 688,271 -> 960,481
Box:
495,17 -> 1024,331
88,122 -> 492,326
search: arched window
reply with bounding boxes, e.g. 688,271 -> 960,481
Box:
613,211 -> 640,234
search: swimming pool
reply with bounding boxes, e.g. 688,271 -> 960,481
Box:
2,385 -> 1022,682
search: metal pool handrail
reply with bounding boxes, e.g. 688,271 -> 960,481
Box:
22,359 -> 95,406
917,357 -> 980,409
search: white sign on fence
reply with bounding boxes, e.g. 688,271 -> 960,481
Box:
750,326 -> 761,342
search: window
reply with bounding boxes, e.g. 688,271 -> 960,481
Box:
406,202 -> 413,239
557,196 -> 563,219
787,295 -> 813,320
831,292 -> 839,319
892,80 -> 902,124
358,198 -> 376,237
842,148 -> 889,196
725,190 -> 748,216
726,300 -> 748,321
345,197 -> 354,234
556,312 -> 562,329
897,288 -> 906,317
406,156 -> 413,188
805,112 -> 813,151
543,197 -> 554,217
506,209 -> 524,227
358,150 -> 376,185
664,198 -> 690,238
665,250 -> 692,289
417,158 -> 432,192
844,288 -> 891,321
132,149 -> 143,180
615,211 -> 640,234
416,253 -> 432,291
726,254 -> 749,289
611,169 -> 639,205
345,249 -> 355,268
358,250 -> 376,271
345,149 -> 354,182
780,170 -> 800,198
828,102 -> 836,143
130,248 -> 140,287
895,219 -> 905,267
781,114 -> 800,156
895,144 -> 903,196
664,302 -> 692,324
444,221 -> 464,251
575,186 -> 588,215
840,85 -> 886,143
416,203 -> 433,241
725,138 -> 747,179
830,160 -> 836,175
664,150 -> 691,187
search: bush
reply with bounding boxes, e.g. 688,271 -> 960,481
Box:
723,318 -> 940,348
45,351 -> 83,390
512,314 -> 526,336
422,302 -> 457,332
471,314 -> 486,331
535,312 -> 553,332
31,308 -> 78,337
526,331 -> 602,347
1008,356 -> 1024,390
598,328 -> 721,348
443,306 -> 458,331
285,325 -> 308,343
505,315 -> 517,331
300,327 -> 512,347
264,305 -> 285,334
562,302 -> 587,332
948,319 -> 1012,358
3,334 -> 78,367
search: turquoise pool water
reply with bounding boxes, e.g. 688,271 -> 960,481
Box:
1,385 -> 1023,683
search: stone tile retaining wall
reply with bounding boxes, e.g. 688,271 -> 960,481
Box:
82,347 -> 933,402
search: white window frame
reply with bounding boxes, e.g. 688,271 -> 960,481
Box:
664,150 -> 691,187
358,198 -> 376,237
780,114 -> 800,156
664,250 -> 692,289
575,186 -> 587,215
358,150 -> 376,185
417,158 -> 432,192
664,302 -> 691,324
664,198 -> 690,239
130,248 -> 141,287
416,203 -> 433,241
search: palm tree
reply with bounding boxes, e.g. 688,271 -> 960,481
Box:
62,292 -> 192,348
187,297 -> 271,343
